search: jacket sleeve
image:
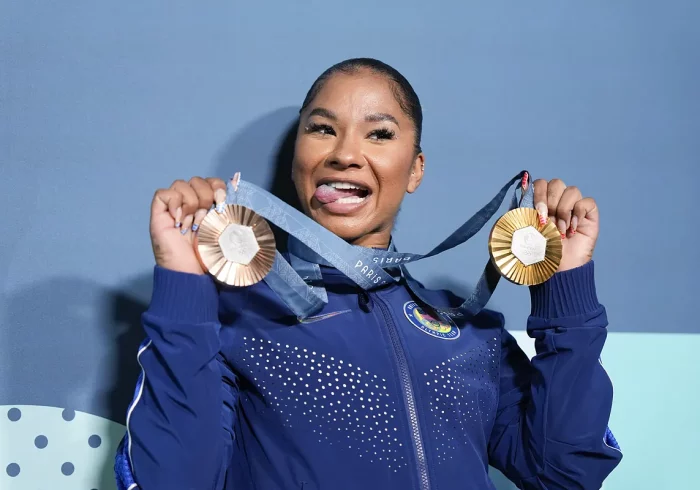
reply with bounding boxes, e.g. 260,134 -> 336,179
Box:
114,266 -> 239,490
487,260 -> 622,490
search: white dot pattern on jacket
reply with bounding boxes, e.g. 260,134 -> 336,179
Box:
423,337 -> 500,461
240,337 -> 408,470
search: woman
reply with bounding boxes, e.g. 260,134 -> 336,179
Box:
115,58 -> 622,490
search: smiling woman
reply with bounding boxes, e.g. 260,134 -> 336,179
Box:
293,59 -> 425,247
114,58 -> 622,490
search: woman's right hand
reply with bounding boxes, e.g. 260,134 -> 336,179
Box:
150,177 -> 227,274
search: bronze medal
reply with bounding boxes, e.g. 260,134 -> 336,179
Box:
193,204 -> 276,287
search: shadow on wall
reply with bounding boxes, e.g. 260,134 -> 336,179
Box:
214,106 -> 303,252
1,106 -> 503,489
1,276 -> 152,424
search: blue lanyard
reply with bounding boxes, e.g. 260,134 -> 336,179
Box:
227,171 -> 533,320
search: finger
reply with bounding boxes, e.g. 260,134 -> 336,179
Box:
170,180 -> 200,217
152,188 -> 184,227
205,177 -> 227,193
555,186 -> 583,236
205,177 -> 228,212
214,189 -> 226,213
573,197 -> 599,229
189,176 -> 217,210
532,179 -> 549,225
180,213 -> 194,235
546,178 -> 567,217
192,208 -> 209,232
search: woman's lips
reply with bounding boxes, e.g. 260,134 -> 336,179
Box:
314,182 -> 369,203
313,182 -> 371,214
317,194 -> 371,214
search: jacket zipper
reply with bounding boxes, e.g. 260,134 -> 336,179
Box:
373,293 -> 431,490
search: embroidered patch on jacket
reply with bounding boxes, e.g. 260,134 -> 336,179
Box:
403,301 -> 460,340
297,309 -> 351,324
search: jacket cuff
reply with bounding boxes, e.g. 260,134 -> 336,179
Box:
529,260 -> 600,319
147,266 -> 219,324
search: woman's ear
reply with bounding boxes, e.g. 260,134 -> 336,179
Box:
407,153 -> 425,194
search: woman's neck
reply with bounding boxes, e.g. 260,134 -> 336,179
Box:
348,229 -> 391,249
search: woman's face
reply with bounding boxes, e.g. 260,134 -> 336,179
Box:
292,70 -> 424,248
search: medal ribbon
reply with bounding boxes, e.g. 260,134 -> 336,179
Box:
227,170 -> 534,320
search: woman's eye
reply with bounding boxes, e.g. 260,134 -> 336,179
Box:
307,123 -> 336,136
368,128 -> 396,141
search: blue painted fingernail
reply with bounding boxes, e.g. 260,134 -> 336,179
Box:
192,223 -> 199,232
175,221 -> 182,228
180,227 -> 188,235
214,189 -> 226,213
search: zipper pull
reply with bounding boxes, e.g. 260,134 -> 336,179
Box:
358,290 -> 374,312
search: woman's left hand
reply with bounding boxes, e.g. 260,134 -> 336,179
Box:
531,178 -> 599,272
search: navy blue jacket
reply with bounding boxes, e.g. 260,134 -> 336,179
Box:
115,260 -> 621,490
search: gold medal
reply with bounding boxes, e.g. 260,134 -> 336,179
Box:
488,207 -> 562,285
193,204 -> 276,287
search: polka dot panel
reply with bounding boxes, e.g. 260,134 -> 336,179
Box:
422,336 -> 501,462
237,336 -> 409,470
1,405 -> 127,489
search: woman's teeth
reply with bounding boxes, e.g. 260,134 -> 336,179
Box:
326,182 -> 365,190
335,195 -> 367,204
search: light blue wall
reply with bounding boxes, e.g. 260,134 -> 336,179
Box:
1,1 -> 697,488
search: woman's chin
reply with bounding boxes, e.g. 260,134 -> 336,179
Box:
307,197 -> 389,245
313,215 -> 372,243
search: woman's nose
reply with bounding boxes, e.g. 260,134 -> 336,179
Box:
327,135 -> 364,169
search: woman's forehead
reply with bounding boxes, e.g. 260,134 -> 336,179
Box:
309,72 -> 406,120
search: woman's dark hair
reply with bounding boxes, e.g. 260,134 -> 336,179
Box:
300,58 -> 423,153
